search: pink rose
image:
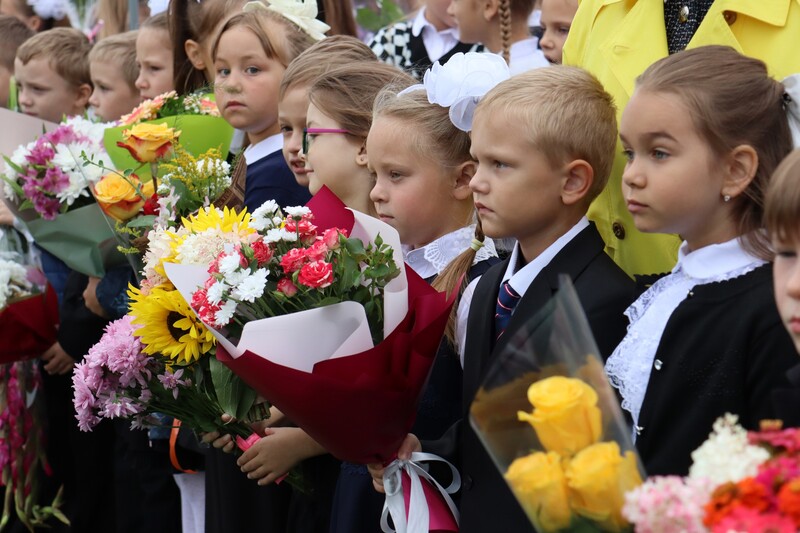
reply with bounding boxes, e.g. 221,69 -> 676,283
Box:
298,260 -> 334,289
277,277 -> 298,297
280,248 -> 307,273
322,228 -> 344,250
284,217 -> 318,242
251,241 -> 273,266
304,241 -> 328,262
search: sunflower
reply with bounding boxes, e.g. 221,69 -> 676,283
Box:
128,285 -> 215,365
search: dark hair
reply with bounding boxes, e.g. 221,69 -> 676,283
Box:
318,0 -> 357,37
0,14 -> 34,69
637,45 -> 793,260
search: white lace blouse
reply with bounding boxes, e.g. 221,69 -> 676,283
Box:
403,225 -> 497,280
605,238 -> 766,440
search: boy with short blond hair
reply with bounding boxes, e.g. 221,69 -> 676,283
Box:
15,27 -> 92,122
88,30 -> 141,122
0,15 -> 34,109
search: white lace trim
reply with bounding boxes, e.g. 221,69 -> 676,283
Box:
604,239 -> 765,441
404,225 -> 497,279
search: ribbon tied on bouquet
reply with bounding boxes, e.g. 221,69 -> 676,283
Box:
380,452 -> 461,533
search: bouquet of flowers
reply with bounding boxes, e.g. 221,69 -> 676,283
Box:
103,91 -> 234,179
1,116 -> 125,277
164,188 -> 460,532
623,415 -> 800,533
470,278 -> 644,532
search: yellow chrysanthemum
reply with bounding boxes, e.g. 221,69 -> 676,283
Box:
180,205 -> 254,236
128,285 -> 215,364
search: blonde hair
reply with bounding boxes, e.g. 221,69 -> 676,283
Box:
765,150 -> 800,247
169,0 -> 245,94
94,0 -> 149,40
211,8 -> 315,68
0,15 -> 34,69
89,30 -> 138,90
373,86 -> 478,343
499,0 -> 535,63
475,65 -> 617,203
636,45 -> 792,260
16,27 -> 91,87
280,35 -> 376,99
308,62 -> 415,142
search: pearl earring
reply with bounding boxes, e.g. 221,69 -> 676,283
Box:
723,194 -> 731,202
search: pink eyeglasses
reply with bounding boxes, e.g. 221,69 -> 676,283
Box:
302,128 -> 352,153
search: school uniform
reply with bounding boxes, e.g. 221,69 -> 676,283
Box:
243,134 -> 311,213
330,226 -> 499,533
505,37 -> 549,75
606,239 -> 800,476
368,7 -> 484,80
434,219 -> 634,533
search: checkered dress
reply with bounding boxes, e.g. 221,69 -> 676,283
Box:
368,21 -> 484,80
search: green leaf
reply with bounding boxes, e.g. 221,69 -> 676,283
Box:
209,357 -> 258,421
316,296 -> 342,307
126,215 -> 157,229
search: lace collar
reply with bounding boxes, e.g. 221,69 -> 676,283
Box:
404,225 -> 498,279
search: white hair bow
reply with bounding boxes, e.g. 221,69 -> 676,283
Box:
27,0 -> 70,20
784,74 -> 800,149
244,0 -> 330,41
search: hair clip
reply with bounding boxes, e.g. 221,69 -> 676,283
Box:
421,52 -> 511,132
470,238 -> 485,252
782,74 -> 800,149
244,0 -> 330,41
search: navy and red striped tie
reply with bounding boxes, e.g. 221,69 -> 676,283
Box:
495,280 -> 521,340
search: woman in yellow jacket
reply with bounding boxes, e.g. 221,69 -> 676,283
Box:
563,0 -> 800,278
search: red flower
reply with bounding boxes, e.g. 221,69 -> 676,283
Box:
322,228 -> 344,249
298,260 -> 333,289
142,193 -> 160,216
284,217 -> 318,242
277,277 -> 298,297
777,478 -> 800,527
280,248 -> 307,274
251,241 -> 273,266
304,241 -> 328,262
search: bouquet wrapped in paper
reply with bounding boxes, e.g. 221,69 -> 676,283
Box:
165,188 -> 460,532
470,278 -> 644,532
1,116 -> 125,277
104,91 -> 234,180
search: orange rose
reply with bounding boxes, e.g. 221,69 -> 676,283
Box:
117,123 -> 181,164
94,173 -> 155,221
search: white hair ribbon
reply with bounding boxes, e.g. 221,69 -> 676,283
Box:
380,452 -> 461,533
243,0 -> 330,42
27,0 -> 70,20
419,52 -> 511,132
783,74 -> 800,149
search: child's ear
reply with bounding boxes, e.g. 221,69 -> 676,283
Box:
483,0 -> 500,21
26,16 -> 43,31
452,160 -> 476,201
721,144 -> 758,201
185,39 -> 206,71
75,83 -> 93,110
355,143 -> 368,167
560,159 -> 594,206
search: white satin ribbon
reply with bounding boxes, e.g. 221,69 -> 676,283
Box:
380,452 -> 461,533
784,74 -> 800,149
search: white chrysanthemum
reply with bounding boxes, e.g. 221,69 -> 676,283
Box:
688,413 -> 770,485
218,252 -> 242,276
284,206 -> 310,218
2,181 -> 16,201
4,142 -> 34,181
231,269 -> 267,302
206,281 -> 228,305
214,299 -> 237,326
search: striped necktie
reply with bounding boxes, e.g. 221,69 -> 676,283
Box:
495,280 -> 521,340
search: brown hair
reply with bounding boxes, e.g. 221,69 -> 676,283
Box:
279,35 -> 376,99
0,14 -> 34,69
141,10 -> 169,31
16,27 -> 91,87
765,150 -> 800,246
211,8 -> 315,68
308,62 -> 415,142
475,65 -> 617,202
499,0 -> 535,63
89,30 -> 139,90
94,0 -> 149,40
636,45 -> 793,260
319,0 -> 357,37
5,0 -> 71,31
373,85 -> 478,342
169,0 -> 244,94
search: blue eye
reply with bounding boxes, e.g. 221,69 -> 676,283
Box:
245,66 -> 260,75
652,149 -> 669,160
621,149 -> 634,162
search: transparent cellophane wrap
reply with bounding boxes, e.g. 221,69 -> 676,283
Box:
470,277 -> 644,533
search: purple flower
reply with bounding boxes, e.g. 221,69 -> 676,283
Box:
41,166 -> 69,194
99,393 -> 142,419
158,369 -> 189,399
25,141 -> 54,166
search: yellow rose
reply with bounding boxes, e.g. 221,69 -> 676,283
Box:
517,376 -> 602,456
565,442 -> 643,532
117,122 -> 181,163
505,451 -> 572,532
94,173 -> 155,221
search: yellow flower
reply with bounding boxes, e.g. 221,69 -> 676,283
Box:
505,451 -> 572,532
565,442 -> 643,532
128,285 -> 215,364
179,205 -> 253,235
117,122 -> 181,163
517,376 -> 602,456
94,173 -> 155,221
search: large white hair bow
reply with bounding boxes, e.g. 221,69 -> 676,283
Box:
416,52 -> 511,132
27,0 -> 70,20
784,74 -> 800,149
244,0 -> 330,41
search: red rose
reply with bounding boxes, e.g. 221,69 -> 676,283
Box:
251,241 -> 273,266
284,218 -> 318,241
304,241 -> 328,262
298,260 -> 334,289
277,277 -> 298,297
280,248 -> 308,273
142,193 -> 160,216
322,228 -> 343,249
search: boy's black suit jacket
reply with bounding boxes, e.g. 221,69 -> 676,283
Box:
429,222 -> 635,532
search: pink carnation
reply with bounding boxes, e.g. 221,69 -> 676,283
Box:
251,240 -> 273,266
711,506 -> 796,533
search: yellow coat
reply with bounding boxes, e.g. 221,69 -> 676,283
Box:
563,0 -> 800,278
